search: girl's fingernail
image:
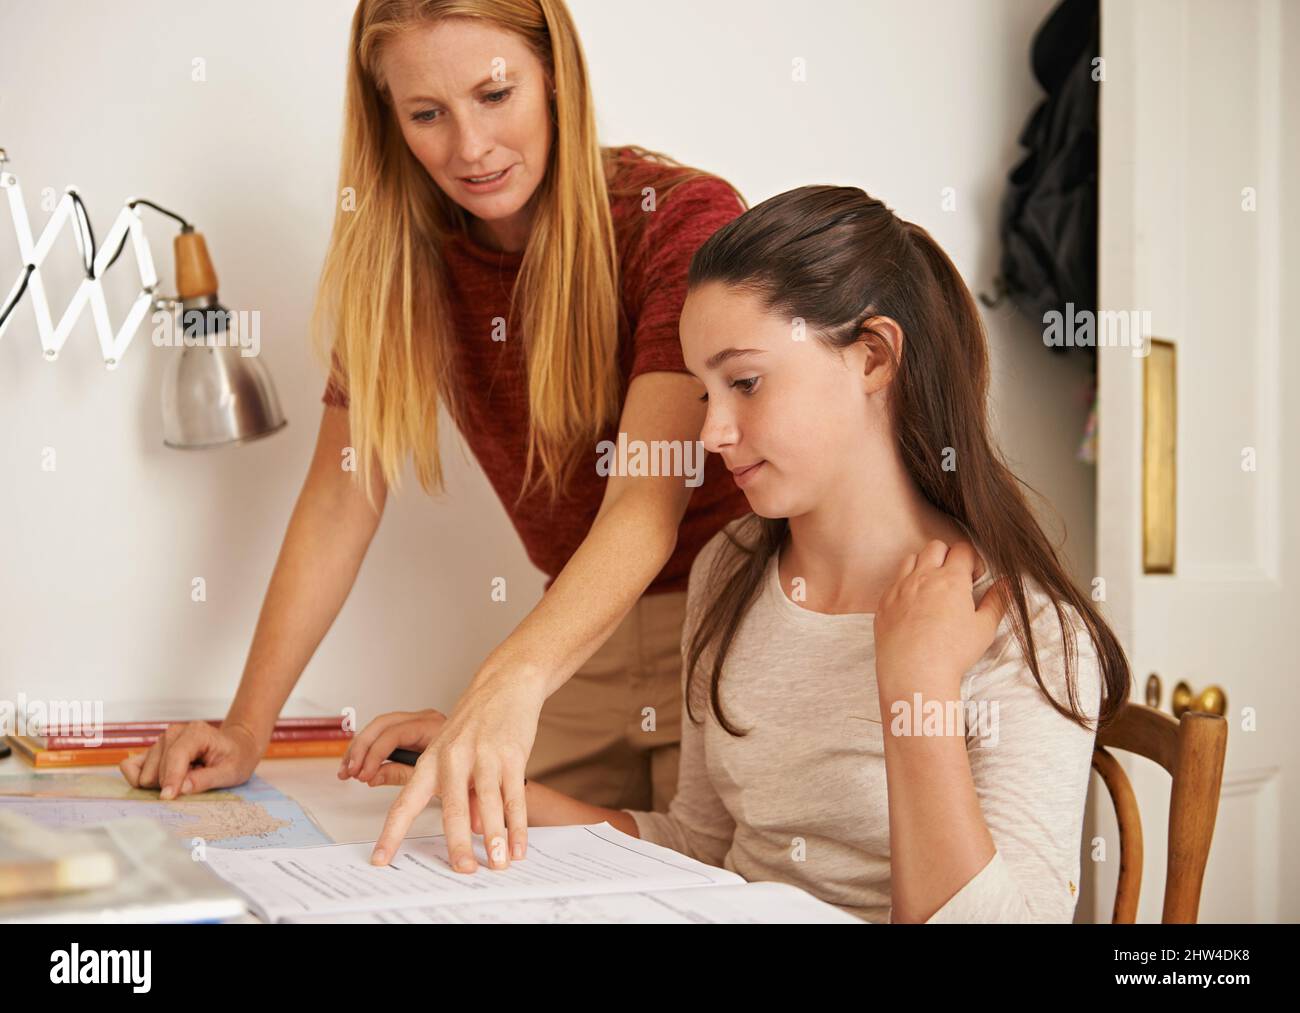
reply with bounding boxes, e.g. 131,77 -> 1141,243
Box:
160,786 -> 175,800
455,856 -> 475,873
512,843 -> 524,860
370,849 -> 387,865
181,778 -> 193,794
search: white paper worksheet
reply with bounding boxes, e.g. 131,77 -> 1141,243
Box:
204,822 -> 767,923
284,882 -> 863,924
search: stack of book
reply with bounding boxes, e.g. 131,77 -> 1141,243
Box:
0,812 -> 249,923
5,699 -> 352,768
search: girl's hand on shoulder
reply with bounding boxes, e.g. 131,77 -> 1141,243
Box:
873,540 -> 1009,698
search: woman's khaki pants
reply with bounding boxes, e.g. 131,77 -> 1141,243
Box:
524,589 -> 687,813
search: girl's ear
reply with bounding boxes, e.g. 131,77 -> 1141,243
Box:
860,316 -> 904,395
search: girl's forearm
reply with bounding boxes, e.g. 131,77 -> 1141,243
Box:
478,490 -> 678,697
879,689 -> 995,923
525,781 -> 641,837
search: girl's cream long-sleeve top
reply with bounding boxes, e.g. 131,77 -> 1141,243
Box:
627,521 -> 1102,923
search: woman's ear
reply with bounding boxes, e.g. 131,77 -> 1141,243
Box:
860,316 -> 904,395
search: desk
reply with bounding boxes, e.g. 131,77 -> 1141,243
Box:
0,753 -> 446,844
0,753 -> 448,922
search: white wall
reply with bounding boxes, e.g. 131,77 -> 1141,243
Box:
0,0 -> 1093,719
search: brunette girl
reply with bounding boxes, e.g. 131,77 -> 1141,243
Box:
509,185 -> 1131,922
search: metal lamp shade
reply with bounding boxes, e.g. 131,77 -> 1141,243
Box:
162,231 -> 287,449
161,338 -> 287,449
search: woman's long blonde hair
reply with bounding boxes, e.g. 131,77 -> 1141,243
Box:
311,0 -> 721,511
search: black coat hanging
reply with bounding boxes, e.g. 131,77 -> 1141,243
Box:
990,0 -> 1099,357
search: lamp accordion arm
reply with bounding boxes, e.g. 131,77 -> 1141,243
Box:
0,146 -> 287,450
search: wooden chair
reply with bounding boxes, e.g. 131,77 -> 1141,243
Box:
1090,702 -> 1228,922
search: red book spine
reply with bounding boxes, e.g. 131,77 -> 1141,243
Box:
40,727 -> 353,749
36,716 -> 345,735
8,735 -> 350,767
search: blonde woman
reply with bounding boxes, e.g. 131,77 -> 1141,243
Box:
120,0 -> 749,876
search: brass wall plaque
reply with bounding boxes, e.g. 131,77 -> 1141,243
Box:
1143,339 -> 1176,573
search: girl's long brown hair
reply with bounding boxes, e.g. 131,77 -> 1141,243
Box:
683,185 -> 1130,736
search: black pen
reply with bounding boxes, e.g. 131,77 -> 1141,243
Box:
384,748 -> 527,785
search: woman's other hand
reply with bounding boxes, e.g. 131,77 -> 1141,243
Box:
119,721 -> 262,798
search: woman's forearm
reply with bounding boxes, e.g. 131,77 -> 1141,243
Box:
879,689 -> 996,923
524,781 -> 640,837
477,488 -> 678,697
226,411 -> 387,746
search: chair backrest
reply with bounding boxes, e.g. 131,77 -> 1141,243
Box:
1090,702 -> 1228,922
